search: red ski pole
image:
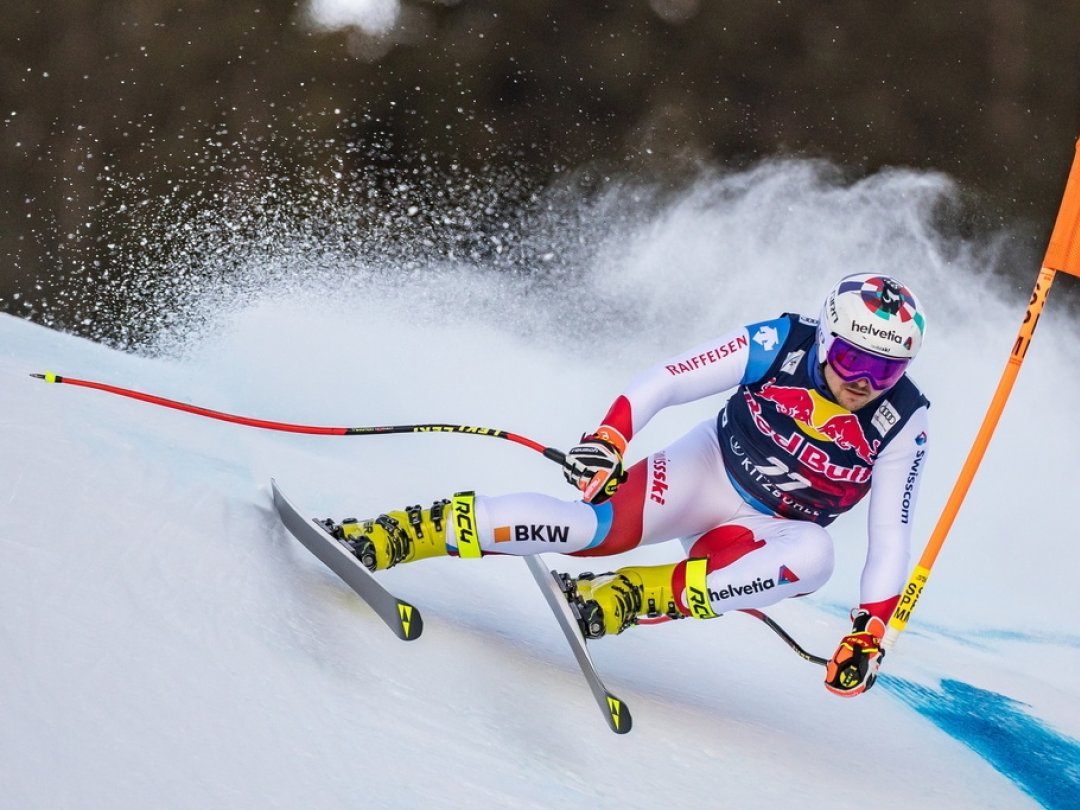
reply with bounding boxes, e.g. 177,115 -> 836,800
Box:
32,372 -> 567,464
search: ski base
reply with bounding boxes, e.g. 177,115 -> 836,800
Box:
525,555 -> 632,734
271,479 -> 422,641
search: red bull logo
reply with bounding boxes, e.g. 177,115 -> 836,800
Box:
755,379 -> 880,466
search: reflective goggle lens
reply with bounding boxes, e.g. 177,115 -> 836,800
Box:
827,337 -> 909,390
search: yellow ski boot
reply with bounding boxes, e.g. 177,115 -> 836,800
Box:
323,499 -> 451,572
568,563 -> 685,638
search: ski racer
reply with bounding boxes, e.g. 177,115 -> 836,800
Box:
326,273 -> 930,697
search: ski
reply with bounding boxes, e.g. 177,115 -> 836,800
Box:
271,479 -> 423,641
524,555 -> 633,734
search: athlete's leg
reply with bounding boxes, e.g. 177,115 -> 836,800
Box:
678,513 -> 835,614
565,510 -> 834,636
336,419 -> 750,570
461,491 -> 604,555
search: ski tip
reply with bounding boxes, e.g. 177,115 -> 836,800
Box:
394,600 -> 424,641
269,478 -> 285,509
605,693 -> 633,734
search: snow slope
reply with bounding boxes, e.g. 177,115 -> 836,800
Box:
2,163 -> 1079,808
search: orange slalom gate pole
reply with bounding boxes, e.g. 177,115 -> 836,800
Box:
884,138 -> 1080,650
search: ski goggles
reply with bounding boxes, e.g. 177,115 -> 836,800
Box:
826,336 -> 909,390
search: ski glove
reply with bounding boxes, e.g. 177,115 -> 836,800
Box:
824,609 -> 885,698
563,431 -> 628,504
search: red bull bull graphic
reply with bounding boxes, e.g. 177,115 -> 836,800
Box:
756,379 -> 816,422
737,382 -> 875,491
756,379 -> 880,465
817,413 -> 879,464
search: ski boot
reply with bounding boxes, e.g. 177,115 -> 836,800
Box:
320,499 -> 451,572
561,563 -> 685,639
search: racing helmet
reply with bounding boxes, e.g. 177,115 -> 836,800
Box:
817,273 -> 926,389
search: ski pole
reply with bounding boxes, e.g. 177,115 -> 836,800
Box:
35,370 -> 828,664
739,609 -> 828,666
31,372 -> 568,465
884,137 -> 1080,651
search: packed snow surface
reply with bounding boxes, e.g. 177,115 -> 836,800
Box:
3,163 -> 1078,808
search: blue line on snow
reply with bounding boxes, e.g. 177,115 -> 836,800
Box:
885,677 -> 1080,809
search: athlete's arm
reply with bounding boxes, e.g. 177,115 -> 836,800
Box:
594,318 -> 790,446
859,408 -> 930,622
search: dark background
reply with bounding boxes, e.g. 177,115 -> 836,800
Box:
3,0 -> 1079,338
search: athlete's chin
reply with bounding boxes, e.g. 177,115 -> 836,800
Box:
839,387 -> 877,410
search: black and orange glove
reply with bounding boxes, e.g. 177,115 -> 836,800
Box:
563,430 -> 627,504
824,609 -> 885,697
